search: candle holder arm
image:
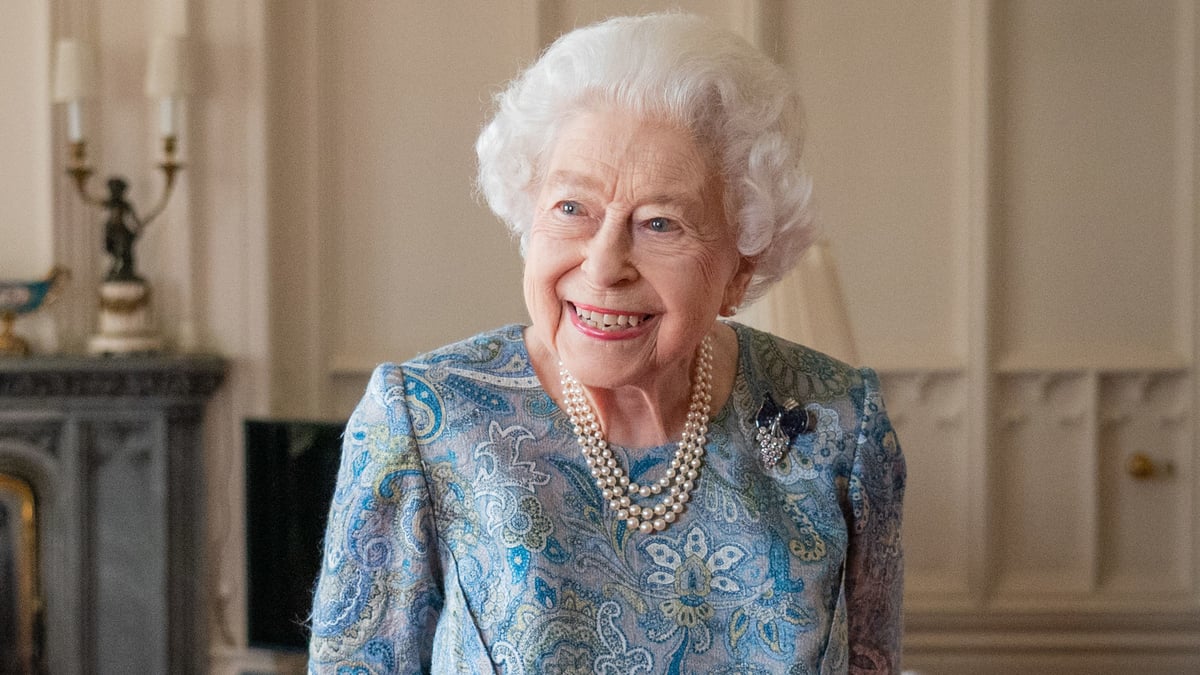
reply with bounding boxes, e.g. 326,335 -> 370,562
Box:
140,136 -> 183,227
65,141 -> 107,207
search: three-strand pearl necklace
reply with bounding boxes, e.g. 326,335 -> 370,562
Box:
558,334 -> 714,534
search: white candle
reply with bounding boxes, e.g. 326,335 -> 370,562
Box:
54,39 -> 96,142
66,101 -> 83,142
158,98 -> 177,137
146,36 -> 187,139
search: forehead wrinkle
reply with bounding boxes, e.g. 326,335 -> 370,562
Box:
628,157 -> 707,198
629,152 -> 721,219
545,168 -> 608,193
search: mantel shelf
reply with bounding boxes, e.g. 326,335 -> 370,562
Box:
0,354 -> 226,401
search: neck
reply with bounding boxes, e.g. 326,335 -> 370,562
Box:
584,370 -> 692,448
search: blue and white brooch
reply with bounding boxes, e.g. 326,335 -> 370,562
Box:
754,392 -> 815,468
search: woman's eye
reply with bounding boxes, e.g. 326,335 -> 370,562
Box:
559,201 -> 581,216
647,217 -> 674,232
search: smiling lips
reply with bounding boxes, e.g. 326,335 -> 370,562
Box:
572,303 -> 653,332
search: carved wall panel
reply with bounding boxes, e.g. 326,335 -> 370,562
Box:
1097,371 -> 1192,596
83,417 -> 167,674
879,370 -> 970,600
992,373 -> 1095,597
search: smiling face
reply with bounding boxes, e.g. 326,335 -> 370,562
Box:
523,108 -> 753,394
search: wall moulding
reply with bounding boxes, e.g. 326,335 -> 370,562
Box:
904,608 -> 1200,644
903,629 -> 1200,675
994,352 -> 1192,374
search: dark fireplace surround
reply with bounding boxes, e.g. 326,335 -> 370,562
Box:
0,355 -> 224,674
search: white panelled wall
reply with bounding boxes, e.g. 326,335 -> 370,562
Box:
11,1 -> 1196,672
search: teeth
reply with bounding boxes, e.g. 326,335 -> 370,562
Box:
575,307 -> 647,331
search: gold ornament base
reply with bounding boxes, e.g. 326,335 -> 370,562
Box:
87,280 -> 163,356
0,312 -> 30,357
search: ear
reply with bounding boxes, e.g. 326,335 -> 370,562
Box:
720,256 -> 757,316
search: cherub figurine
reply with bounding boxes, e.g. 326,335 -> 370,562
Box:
102,177 -> 144,282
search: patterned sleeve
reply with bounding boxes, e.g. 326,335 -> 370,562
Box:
845,368 -> 907,674
308,364 -> 444,674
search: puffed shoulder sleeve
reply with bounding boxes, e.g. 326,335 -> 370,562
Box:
309,364 -> 443,674
845,368 -> 906,674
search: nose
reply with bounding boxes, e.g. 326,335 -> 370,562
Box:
580,216 -> 637,287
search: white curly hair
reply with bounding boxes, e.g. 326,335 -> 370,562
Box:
475,12 -> 817,305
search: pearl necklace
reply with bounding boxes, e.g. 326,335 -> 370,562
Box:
558,334 -> 713,534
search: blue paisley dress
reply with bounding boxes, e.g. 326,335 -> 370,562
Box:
308,323 -> 905,674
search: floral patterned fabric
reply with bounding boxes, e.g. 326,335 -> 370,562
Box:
309,323 -> 905,674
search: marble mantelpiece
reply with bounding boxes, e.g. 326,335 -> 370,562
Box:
0,355 -> 225,674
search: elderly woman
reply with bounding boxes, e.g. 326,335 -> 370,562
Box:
309,13 -> 905,674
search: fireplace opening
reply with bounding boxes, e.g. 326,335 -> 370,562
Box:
243,419 -> 343,651
0,473 -> 41,675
